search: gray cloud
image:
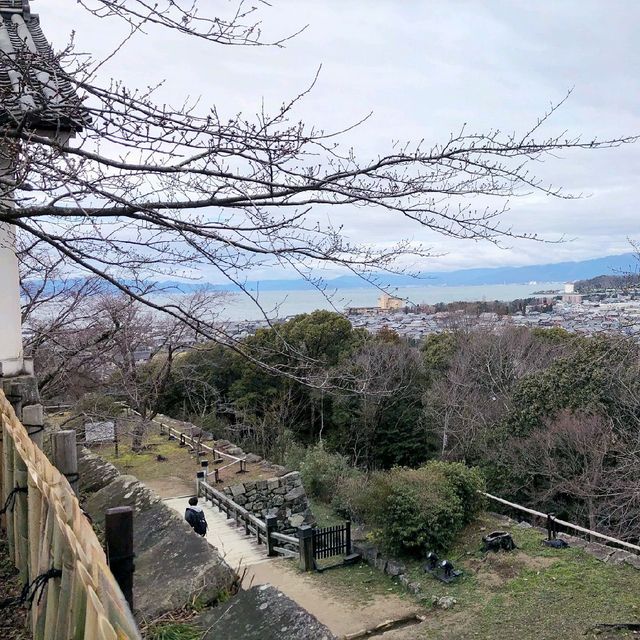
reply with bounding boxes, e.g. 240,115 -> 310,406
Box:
36,0 -> 640,277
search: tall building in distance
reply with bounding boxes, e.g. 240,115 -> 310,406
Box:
562,282 -> 583,305
378,292 -> 405,311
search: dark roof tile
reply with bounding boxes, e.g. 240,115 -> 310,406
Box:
0,4 -> 86,132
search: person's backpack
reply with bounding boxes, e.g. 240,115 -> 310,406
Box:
192,510 -> 208,536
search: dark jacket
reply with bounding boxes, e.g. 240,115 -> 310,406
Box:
185,505 -> 208,536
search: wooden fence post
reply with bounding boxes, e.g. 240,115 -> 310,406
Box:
345,521 -> 352,555
52,430 -> 78,496
13,449 -> 29,583
105,506 -> 135,611
196,471 -> 205,498
265,515 -> 278,557
298,525 -> 314,572
22,404 -> 45,450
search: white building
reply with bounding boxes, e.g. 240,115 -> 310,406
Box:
0,1 -> 84,376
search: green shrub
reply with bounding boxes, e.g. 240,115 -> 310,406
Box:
342,462 -> 485,556
299,442 -> 360,502
282,436 -> 307,471
148,623 -> 202,640
422,460 -> 486,524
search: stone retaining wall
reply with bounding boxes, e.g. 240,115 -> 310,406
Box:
224,471 -> 315,533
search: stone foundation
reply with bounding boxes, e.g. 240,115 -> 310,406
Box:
1,374 -> 45,448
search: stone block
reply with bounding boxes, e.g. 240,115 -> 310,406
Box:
22,403 -> 44,425
624,554 -> 640,570
354,542 -> 379,563
607,549 -> 632,565
375,556 -> 388,572
267,478 -> 280,491
194,585 -> 335,640
78,449 -> 121,493
407,581 -> 421,595
230,484 -> 246,498
245,453 -> 263,463
558,533 -> 588,548
289,514 -> 305,528
256,480 -> 268,490
284,486 -> 306,501
385,560 -> 406,577
3,376 -> 40,406
584,542 -> 614,562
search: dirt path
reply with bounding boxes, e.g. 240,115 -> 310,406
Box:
145,476 -> 194,498
246,559 -> 422,638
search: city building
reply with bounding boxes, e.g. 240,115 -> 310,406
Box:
378,293 -> 405,310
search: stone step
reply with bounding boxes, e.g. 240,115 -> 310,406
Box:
164,496 -> 272,569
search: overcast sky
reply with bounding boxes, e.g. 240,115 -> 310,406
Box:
36,0 -> 640,277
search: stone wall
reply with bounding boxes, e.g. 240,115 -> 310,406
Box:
78,449 -> 238,621
224,471 -> 315,533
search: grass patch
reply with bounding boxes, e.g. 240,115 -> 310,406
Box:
146,622 -> 202,640
95,430 -> 273,492
306,560 -> 410,605
399,514 -> 640,639
308,497 -> 344,527
98,434 -> 202,484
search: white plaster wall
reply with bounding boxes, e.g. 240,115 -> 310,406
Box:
0,152 -> 22,373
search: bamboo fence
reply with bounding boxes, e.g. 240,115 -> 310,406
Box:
0,388 -> 141,640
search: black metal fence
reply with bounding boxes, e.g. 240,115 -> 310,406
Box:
312,523 -> 351,559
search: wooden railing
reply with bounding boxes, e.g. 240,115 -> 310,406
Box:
197,478 -> 300,559
0,389 -> 141,640
158,421 -> 247,475
482,491 -> 640,555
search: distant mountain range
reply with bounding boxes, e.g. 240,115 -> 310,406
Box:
27,252 -> 638,295
154,252 -> 638,293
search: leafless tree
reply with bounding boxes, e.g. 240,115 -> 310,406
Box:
1,1 -> 637,379
427,327 -> 567,459
332,338 -> 424,467
508,410 -> 640,538
18,238 -> 117,399
101,291 -> 222,449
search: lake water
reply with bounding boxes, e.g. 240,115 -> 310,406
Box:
217,282 -> 563,321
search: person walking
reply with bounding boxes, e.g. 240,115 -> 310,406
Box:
185,496 -> 208,537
